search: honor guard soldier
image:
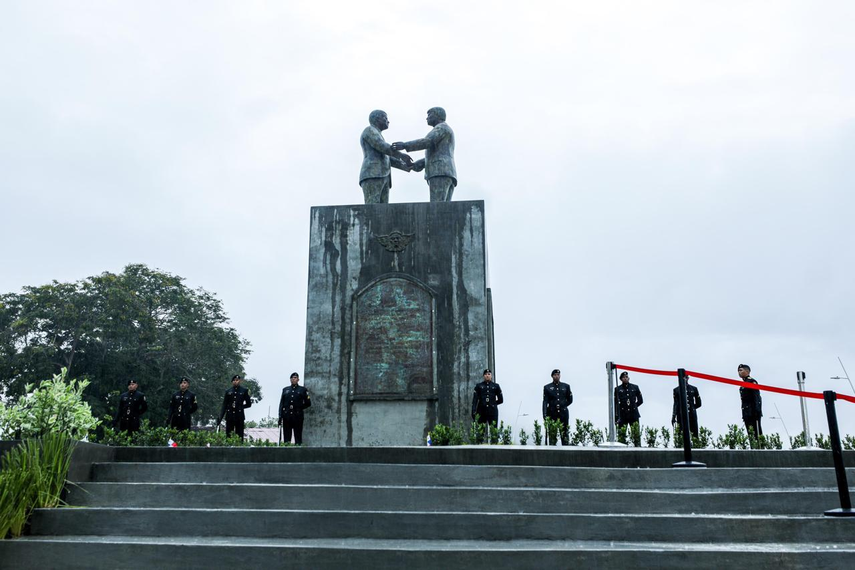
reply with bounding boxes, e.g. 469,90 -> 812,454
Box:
614,371 -> 644,428
278,372 -> 311,445
167,377 -> 198,431
672,375 -> 702,438
737,364 -> 763,437
471,369 -> 503,426
217,374 -> 252,440
113,379 -> 148,434
542,369 -> 573,445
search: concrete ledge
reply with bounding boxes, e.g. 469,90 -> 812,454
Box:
3,538 -> 854,570
111,445 -> 854,469
90,461 -> 855,489
28,508 -> 855,544
66,482 -> 839,515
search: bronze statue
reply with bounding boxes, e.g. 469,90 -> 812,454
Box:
359,110 -> 413,204
392,107 -> 457,202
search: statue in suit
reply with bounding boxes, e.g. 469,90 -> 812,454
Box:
359,110 -> 413,204
393,107 -> 457,202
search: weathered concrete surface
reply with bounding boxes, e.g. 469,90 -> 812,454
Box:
90,461 -> 855,490
5,537 -> 853,570
66,481 -> 840,515
26,508 -> 855,544
303,201 -> 493,446
111,445 -> 855,469
5,446 -> 855,569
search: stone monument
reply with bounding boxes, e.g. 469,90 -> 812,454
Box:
303,200 -> 494,446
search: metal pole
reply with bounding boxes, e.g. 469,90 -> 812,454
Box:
796,371 -> 815,449
673,368 -> 705,468
607,362 -> 615,444
823,391 -> 854,516
599,362 -> 625,447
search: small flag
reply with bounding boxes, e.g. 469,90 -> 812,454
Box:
167,439 -> 178,448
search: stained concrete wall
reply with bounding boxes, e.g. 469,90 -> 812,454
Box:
303,200 -> 491,446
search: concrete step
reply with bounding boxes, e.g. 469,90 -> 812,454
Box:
111,445 -> 854,469
65,481 -> 840,515
3,536 -> 854,570
89,461 -> 854,490
28,508 -> 855,544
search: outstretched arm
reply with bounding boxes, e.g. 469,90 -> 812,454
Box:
366,129 -> 413,164
393,125 -> 443,153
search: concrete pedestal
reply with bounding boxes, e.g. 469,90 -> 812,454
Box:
303,200 -> 493,446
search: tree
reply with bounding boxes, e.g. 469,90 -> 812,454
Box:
0,264 -> 260,424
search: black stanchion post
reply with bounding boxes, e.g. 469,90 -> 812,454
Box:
823,390 -> 855,517
673,368 -> 705,468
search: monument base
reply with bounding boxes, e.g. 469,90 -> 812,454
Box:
303,200 -> 493,446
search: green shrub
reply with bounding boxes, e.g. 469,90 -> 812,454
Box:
0,432 -> 74,539
469,417 -> 487,445
488,421 -> 500,445
714,424 -> 749,450
428,423 -> 465,446
844,435 -> 855,451
644,427 -> 659,448
0,368 -> 99,440
569,419 -> 592,447
660,426 -> 670,448
814,433 -> 832,450
518,428 -> 528,445
94,421 -> 278,447
544,417 -> 560,446
616,424 -> 628,445
693,426 -> 713,449
533,420 -> 542,446
761,433 -> 784,450
629,422 -> 642,448
790,431 -> 807,449
498,422 -> 513,445
590,426 -> 604,446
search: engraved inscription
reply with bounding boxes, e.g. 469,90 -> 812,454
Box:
354,277 -> 433,397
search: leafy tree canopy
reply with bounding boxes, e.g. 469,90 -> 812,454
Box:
0,264 -> 259,424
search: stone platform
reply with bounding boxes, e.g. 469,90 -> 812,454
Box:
2,444 -> 854,569
303,200 -> 494,447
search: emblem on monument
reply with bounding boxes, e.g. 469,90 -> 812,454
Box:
375,231 -> 415,253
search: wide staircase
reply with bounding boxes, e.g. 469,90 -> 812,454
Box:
2,445 -> 854,569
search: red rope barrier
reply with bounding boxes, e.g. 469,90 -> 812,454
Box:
613,363 -> 855,405
613,364 -> 677,377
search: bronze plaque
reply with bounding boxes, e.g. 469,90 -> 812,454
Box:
354,277 -> 434,397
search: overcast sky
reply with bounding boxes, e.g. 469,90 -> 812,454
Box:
2,1 -> 854,443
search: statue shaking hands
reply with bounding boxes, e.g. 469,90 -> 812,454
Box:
359,110 -> 414,204
392,107 -> 457,202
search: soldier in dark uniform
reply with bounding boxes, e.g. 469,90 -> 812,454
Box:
471,369 -> 503,427
113,379 -> 147,434
542,369 -> 573,445
614,371 -> 644,428
167,377 -> 198,431
672,376 -> 702,438
278,372 -> 311,445
738,364 -> 763,437
217,374 -> 252,440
